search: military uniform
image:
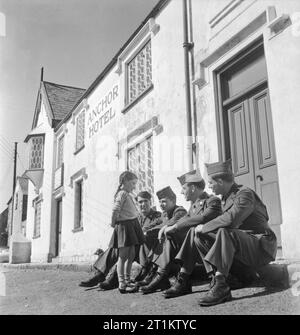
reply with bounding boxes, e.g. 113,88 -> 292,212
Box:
195,183 -> 277,276
137,208 -> 163,267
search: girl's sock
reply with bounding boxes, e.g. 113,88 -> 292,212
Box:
118,274 -> 126,289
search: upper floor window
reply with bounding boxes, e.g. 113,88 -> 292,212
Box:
29,136 -> 44,169
57,135 -> 64,168
75,110 -> 85,152
127,40 -> 152,105
15,193 -> 18,210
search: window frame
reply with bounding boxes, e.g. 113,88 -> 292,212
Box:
28,135 -> 45,170
56,134 -> 64,169
75,110 -> 85,154
126,134 -> 154,195
33,199 -> 42,239
124,38 -> 153,108
73,178 -> 84,232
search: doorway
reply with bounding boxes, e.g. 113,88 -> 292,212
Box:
55,199 -> 62,257
216,40 -> 282,248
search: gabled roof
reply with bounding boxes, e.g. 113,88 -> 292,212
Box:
43,81 -> 85,121
31,81 -> 86,130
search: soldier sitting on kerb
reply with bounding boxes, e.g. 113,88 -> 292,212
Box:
183,159 -> 277,307
133,186 -> 187,289
140,170 -> 222,295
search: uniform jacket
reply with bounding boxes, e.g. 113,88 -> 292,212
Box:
174,192 -> 222,231
201,183 -> 277,260
140,209 -> 162,233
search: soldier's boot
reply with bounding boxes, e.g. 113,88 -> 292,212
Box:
198,274 -> 232,307
136,264 -> 157,287
163,272 -> 192,299
141,273 -> 171,295
133,263 -> 152,283
79,271 -> 105,287
99,268 -> 118,291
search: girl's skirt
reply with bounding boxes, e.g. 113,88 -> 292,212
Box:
108,218 -> 145,248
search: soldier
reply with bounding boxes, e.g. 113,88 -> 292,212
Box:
141,170 -> 222,294
135,186 -> 187,288
193,159 -> 277,306
79,191 -> 161,290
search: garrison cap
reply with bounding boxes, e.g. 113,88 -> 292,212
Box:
137,191 -> 152,200
156,186 -> 176,200
177,169 -> 203,185
205,159 -> 233,176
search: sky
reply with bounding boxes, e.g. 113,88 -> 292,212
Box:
0,0 -> 160,213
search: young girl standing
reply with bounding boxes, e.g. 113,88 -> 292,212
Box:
109,171 -> 145,293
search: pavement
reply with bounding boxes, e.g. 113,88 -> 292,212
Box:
0,262 -> 300,315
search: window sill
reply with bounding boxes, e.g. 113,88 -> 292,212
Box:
121,84 -> 153,114
74,145 -> 85,156
72,227 -> 83,233
32,234 -> 41,239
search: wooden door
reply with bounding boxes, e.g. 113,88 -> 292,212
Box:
55,199 -> 62,257
227,88 -> 282,245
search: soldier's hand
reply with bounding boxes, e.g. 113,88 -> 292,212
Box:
158,226 -> 166,242
164,225 -> 176,237
195,224 -> 203,234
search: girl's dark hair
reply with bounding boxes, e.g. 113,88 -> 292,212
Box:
114,170 -> 138,199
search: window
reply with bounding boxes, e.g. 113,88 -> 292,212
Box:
75,111 -> 85,151
22,195 -> 28,222
33,200 -> 41,238
57,135 -> 64,168
29,136 -> 44,169
74,179 -> 83,230
127,40 -> 152,105
15,193 -> 18,210
127,136 -> 154,194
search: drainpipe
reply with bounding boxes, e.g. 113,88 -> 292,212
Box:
182,0 -> 193,171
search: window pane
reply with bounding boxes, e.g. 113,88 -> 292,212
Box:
34,201 -> 41,237
127,136 -> 154,195
127,41 -> 152,104
29,136 -> 44,169
76,111 -> 85,150
57,136 -> 64,167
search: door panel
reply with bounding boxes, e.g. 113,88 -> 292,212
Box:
55,199 -> 62,257
227,101 -> 255,189
226,88 -> 282,246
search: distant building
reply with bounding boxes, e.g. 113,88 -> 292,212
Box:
0,207 -> 8,247
24,0 -> 300,262
11,176 -> 29,237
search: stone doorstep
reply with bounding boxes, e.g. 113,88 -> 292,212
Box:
1,260 -> 300,289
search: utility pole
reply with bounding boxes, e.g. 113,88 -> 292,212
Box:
10,142 -> 18,236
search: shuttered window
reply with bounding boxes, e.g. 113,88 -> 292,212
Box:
76,111 -> 85,151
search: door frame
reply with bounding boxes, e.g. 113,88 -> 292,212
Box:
214,38 -> 267,162
55,198 -> 63,257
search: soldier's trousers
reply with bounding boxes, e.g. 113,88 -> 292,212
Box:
137,230 -> 160,267
152,227 -> 189,272
93,247 -> 118,275
177,227 -> 274,277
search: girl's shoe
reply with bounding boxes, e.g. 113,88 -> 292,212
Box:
118,283 -> 127,294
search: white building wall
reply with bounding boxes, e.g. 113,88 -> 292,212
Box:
26,101 -> 55,262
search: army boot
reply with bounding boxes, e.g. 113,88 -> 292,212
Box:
79,271 -> 105,287
198,274 -> 232,306
141,273 -> 171,294
163,272 -> 192,299
136,264 -> 157,287
99,267 -> 118,291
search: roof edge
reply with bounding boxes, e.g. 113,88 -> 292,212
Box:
54,0 -> 170,132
